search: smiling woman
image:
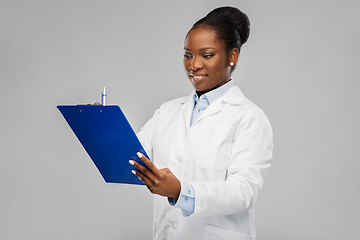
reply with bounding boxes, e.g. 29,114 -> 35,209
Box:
183,27 -> 235,92
183,6 -> 249,92
132,6 -> 273,240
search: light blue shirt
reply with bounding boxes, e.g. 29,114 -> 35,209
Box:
168,80 -> 234,216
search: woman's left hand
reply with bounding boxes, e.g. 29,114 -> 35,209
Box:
130,152 -> 181,200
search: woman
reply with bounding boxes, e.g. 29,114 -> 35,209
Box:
130,6 -> 273,240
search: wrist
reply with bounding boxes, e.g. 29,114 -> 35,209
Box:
170,179 -> 181,199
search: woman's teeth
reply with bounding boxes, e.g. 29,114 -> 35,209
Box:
192,75 -> 206,79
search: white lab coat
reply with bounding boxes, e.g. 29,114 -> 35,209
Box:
137,86 -> 273,240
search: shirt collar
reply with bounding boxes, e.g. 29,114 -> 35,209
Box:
193,80 -> 234,105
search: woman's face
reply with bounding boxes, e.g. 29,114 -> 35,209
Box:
183,26 -> 232,91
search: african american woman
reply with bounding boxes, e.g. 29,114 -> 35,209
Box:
130,6 -> 273,240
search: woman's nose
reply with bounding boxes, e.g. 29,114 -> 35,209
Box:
190,56 -> 203,70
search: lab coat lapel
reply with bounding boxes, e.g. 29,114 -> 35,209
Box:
180,86 -> 246,127
221,86 -> 246,104
194,100 -> 222,123
191,86 -> 246,124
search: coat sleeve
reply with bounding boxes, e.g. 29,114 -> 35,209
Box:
189,109 -> 273,217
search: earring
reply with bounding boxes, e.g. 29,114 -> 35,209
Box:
230,62 -> 234,67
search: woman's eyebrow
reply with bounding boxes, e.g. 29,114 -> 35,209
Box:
183,47 -> 215,51
200,47 -> 215,51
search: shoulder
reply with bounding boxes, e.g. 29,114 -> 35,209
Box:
157,94 -> 192,112
161,95 -> 190,107
222,86 -> 271,130
223,86 -> 266,115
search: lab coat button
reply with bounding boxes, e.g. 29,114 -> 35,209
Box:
171,222 -> 177,230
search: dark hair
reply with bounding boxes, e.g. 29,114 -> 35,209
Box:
191,6 -> 250,62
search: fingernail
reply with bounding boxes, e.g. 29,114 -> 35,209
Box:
138,177 -> 142,181
129,160 -> 134,165
131,170 -> 136,175
137,152 -> 143,158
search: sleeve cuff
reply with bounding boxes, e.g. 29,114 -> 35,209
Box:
167,181 -> 195,216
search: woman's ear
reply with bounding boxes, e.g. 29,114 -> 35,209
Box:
229,48 -> 240,66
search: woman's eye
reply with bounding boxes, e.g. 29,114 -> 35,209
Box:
184,54 -> 191,60
204,54 -> 214,58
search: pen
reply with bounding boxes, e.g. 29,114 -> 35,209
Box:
102,87 -> 107,106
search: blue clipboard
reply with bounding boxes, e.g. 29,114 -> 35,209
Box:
57,105 -> 147,185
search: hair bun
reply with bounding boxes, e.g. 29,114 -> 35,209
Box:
206,6 -> 250,44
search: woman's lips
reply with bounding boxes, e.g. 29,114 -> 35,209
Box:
190,74 -> 208,82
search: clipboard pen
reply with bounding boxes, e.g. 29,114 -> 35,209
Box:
57,88 -> 148,185
101,87 -> 107,106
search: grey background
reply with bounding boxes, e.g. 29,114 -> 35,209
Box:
1,0 -> 359,239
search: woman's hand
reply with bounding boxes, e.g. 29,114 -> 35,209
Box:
129,152 -> 181,200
